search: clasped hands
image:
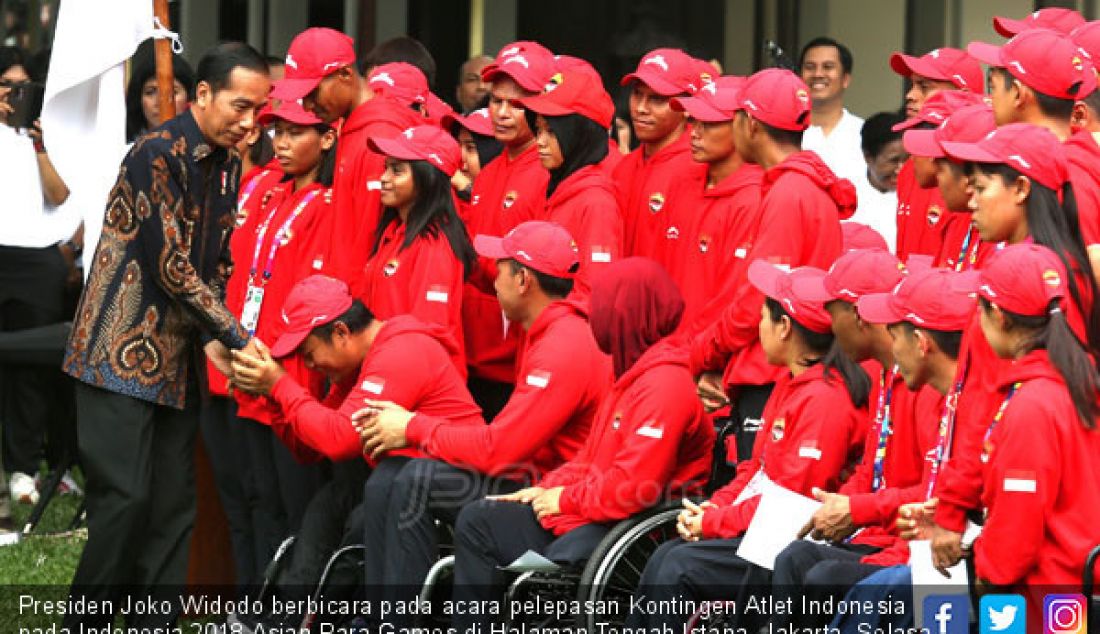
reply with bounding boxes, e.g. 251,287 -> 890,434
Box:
203,338 -> 284,395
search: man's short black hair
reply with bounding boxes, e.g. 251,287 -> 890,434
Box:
799,36 -> 853,75
0,46 -> 26,77
990,67 -> 1075,120
760,120 -> 805,147
860,111 -> 905,158
505,259 -> 575,299
361,36 -> 436,86
195,41 -> 269,93
897,321 -> 963,359
312,300 -> 375,342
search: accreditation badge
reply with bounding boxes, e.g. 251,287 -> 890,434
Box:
241,284 -> 265,335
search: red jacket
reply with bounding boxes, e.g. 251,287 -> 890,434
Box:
537,339 -> 713,536
690,151 -> 852,391
975,350 -> 1100,628
328,97 -> 424,285
461,145 -> 549,383
613,130 -> 698,270
667,163 -> 764,338
545,165 -> 623,298
405,300 -> 611,481
356,218 -> 467,373
1065,130 -> 1100,250
700,363 -> 867,539
934,212 -> 995,271
266,316 -> 481,462
895,159 -> 950,261
235,162 -> 284,227
838,368 -> 942,563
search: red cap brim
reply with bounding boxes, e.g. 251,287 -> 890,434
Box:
993,16 -> 1026,38
903,129 -> 945,158
482,64 -> 543,93
951,270 -> 983,294
515,94 -> 574,118
855,293 -> 905,325
890,52 -> 947,82
367,136 -> 419,162
671,95 -> 730,122
270,77 -> 322,101
473,234 -> 510,260
619,70 -> 684,96
966,41 -> 1004,67
940,139 -> 1001,164
258,109 -> 323,127
270,327 -> 312,359
892,115 -> 926,132
790,269 -> 836,303
746,260 -> 787,300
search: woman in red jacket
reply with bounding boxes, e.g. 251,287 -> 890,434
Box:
448,258 -> 713,632
625,260 -> 870,632
206,100 -> 338,587
515,64 -> 624,298
963,243 -> 1100,631
361,125 -> 476,370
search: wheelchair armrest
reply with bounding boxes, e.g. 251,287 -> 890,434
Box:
500,549 -> 563,573
1084,543 -> 1100,598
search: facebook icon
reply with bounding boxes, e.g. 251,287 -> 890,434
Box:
924,595 -> 970,634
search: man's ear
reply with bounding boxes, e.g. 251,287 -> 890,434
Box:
194,80 -> 211,108
1072,100 -> 1090,129
777,314 -> 793,341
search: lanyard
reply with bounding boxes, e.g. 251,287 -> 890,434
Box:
953,223 -> 981,272
983,381 -> 1022,446
926,372 -> 965,499
248,188 -> 321,285
871,366 -> 897,492
238,169 -> 270,213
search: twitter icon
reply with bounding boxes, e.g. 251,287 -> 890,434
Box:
981,594 -> 1026,634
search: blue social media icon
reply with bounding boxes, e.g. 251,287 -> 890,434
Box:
981,594 -> 1026,634
924,595 -> 969,634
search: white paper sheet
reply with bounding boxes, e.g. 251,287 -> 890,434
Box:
736,480 -> 822,570
909,524 -> 980,630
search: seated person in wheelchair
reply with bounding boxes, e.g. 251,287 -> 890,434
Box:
768,249 -> 945,632
448,257 -> 714,631
228,275 -> 482,616
352,220 -> 612,627
823,266 -> 974,633
954,244 -> 1100,631
626,260 -> 869,632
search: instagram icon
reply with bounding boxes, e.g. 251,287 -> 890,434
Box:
1044,594 -> 1087,634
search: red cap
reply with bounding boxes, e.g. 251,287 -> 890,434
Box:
889,48 -> 984,93
794,249 -> 906,303
1071,21 -> 1100,62
994,7 -> 1085,38
444,107 -> 493,137
892,90 -> 985,131
737,68 -> 812,132
968,29 -> 1096,100
481,41 -> 557,93
367,125 -> 462,177
270,275 -> 355,358
903,103 -> 996,159
424,92 -> 455,127
367,62 -> 429,106
257,100 -> 324,127
516,68 -> 614,128
955,243 -> 1067,317
620,48 -> 711,96
473,220 -> 579,279
747,260 -> 833,334
857,268 -> 975,331
941,123 -> 1069,192
671,76 -> 745,122
271,28 -> 357,101
841,222 -> 889,252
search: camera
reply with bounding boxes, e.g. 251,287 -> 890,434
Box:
2,80 -> 45,129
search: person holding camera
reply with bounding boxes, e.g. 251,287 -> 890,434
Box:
0,45 -> 76,507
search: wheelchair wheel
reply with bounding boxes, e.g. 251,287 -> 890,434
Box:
574,505 -> 681,631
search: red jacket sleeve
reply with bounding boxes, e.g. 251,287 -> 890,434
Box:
404,341 -> 592,477
570,198 -> 624,299
553,370 -> 700,523
700,385 -> 861,539
403,239 -> 463,330
973,403 -> 1056,585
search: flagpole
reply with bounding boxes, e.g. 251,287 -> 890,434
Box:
153,0 -> 175,124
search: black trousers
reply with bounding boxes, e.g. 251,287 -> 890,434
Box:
0,244 -> 72,474
371,459 -> 520,626
770,540 -> 885,631
241,414 -> 327,576
451,499 -> 610,630
64,381 -> 198,631
466,374 -> 514,423
199,396 -> 257,590
624,537 -> 771,631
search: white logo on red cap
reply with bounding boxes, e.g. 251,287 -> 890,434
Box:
515,249 -> 533,262
904,312 -> 926,324
403,127 -> 416,139
428,152 -> 443,167
703,82 -> 718,95
744,99 -> 760,112
501,46 -> 521,57
371,71 -> 396,87
1009,60 -> 1028,75
286,54 -> 298,69
309,314 -> 330,326
1007,154 -> 1032,169
503,55 -> 530,69
643,54 -> 670,72
952,73 -> 968,88
322,61 -> 343,72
